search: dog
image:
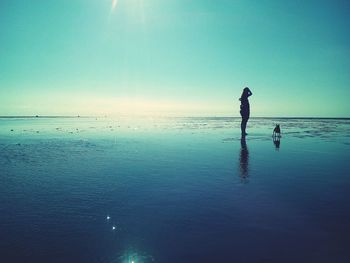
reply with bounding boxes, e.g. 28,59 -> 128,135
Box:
272,124 -> 281,137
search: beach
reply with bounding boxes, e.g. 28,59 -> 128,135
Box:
1,117 -> 349,262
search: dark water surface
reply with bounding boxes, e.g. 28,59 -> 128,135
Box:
1,117 -> 350,262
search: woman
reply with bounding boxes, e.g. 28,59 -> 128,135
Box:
239,87 -> 252,136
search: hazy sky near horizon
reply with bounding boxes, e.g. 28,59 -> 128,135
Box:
1,0 -> 349,117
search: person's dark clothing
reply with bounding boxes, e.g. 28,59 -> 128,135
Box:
240,96 -> 250,119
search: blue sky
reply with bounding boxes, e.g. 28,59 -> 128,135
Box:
1,0 -> 349,116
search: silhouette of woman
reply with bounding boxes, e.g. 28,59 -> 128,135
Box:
239,87 -> 252,136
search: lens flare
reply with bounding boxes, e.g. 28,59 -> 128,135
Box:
111,0 -> 118,12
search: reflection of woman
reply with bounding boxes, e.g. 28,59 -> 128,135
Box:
239,87 -> 252,136
239,136 -> 249,182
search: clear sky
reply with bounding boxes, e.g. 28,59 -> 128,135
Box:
1,0 -> 349,117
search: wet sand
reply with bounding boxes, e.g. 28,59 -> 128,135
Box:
1,117 -> 349,263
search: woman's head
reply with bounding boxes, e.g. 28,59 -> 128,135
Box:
241,87 -> 250,97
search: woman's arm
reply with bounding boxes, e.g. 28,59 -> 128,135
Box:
247,89 -> 252,97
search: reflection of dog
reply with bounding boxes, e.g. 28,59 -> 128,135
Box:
273,124 -> 281,137
273,137 -> 281,150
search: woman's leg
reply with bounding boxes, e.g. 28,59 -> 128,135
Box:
241,117 -> 248,135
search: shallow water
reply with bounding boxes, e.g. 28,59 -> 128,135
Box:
1,117 -> 350,263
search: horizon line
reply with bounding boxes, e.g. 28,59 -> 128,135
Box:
0,115 -> 349,120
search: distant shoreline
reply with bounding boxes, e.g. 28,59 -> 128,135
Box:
0,116 -> 349,120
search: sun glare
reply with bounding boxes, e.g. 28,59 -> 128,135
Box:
110,0 -> 146,24
111,0 -> 118,12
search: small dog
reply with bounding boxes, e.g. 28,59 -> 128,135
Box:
272,124 -> 281,137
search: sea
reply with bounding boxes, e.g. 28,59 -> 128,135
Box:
0,117 -> 349,263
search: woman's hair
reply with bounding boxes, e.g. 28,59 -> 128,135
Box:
241,87 -> 250,98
